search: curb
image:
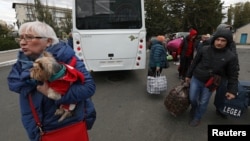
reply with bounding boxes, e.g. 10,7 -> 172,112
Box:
0,49 -> 19,67
0,59 -> 17,67
0,49 -> 20,54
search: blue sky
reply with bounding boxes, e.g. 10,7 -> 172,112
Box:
0,0 -> 249,25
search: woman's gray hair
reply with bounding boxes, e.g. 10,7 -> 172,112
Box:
18,21 -> 59,45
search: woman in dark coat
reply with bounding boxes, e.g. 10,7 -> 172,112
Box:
148,35 -> 168,76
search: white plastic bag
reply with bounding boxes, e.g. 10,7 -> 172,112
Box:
147,75 -> 167,94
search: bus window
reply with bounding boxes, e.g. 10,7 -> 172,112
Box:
76,0 -> 142,29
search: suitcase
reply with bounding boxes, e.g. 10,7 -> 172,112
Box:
239,81 -> 250,106
164,82 -> 190,117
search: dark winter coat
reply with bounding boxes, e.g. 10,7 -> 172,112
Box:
149,40 -> 168,68
206,23 -> 239,71
186,29 -> 239,95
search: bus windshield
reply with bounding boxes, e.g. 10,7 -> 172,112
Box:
75,0 -> 142,29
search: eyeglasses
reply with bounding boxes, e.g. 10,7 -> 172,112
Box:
15,34 -> 47,43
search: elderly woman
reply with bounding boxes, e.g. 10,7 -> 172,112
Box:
7,21 -> 96,141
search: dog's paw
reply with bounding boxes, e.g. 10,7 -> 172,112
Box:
54,109 -> 64,116
58,111 -> 72,122
47,89 -> 62,100
48,93 -> 61,100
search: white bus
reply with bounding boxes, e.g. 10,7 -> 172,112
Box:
72,0 -> 147,72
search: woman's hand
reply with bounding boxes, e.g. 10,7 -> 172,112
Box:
225,92 -> 236,100
37,82 -> 49,96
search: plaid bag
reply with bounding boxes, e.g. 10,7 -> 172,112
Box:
147,75 -> 167,94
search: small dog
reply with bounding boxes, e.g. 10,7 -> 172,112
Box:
30,51 -> 84,122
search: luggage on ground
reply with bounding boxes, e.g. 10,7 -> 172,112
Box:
164,82 -> 190,116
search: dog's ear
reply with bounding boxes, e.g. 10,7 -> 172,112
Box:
30,62 -> 44,81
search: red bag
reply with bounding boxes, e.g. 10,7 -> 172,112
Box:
205,75 -> 221,92
41,121 -> 88,141
28,94 -> 89,141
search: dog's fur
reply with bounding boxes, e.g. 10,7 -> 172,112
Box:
30,51 -> 75,122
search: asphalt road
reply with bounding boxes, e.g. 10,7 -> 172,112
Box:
0,47 -> 249,141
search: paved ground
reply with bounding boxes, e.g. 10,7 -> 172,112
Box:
1,46 -> 250,141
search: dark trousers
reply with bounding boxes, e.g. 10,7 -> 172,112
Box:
179,56 -> 192,79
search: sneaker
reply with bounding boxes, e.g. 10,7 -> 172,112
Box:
189,119 -> 200,127
216,109 -> 228,119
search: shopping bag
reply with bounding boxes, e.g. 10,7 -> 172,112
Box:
147,75 -> 167,94
164,82 -> 190,116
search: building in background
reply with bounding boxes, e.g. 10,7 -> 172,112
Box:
12,2 -> 71,29
234,23 -> 250,45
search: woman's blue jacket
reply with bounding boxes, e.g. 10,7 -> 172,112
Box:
7,41 -> 96,141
